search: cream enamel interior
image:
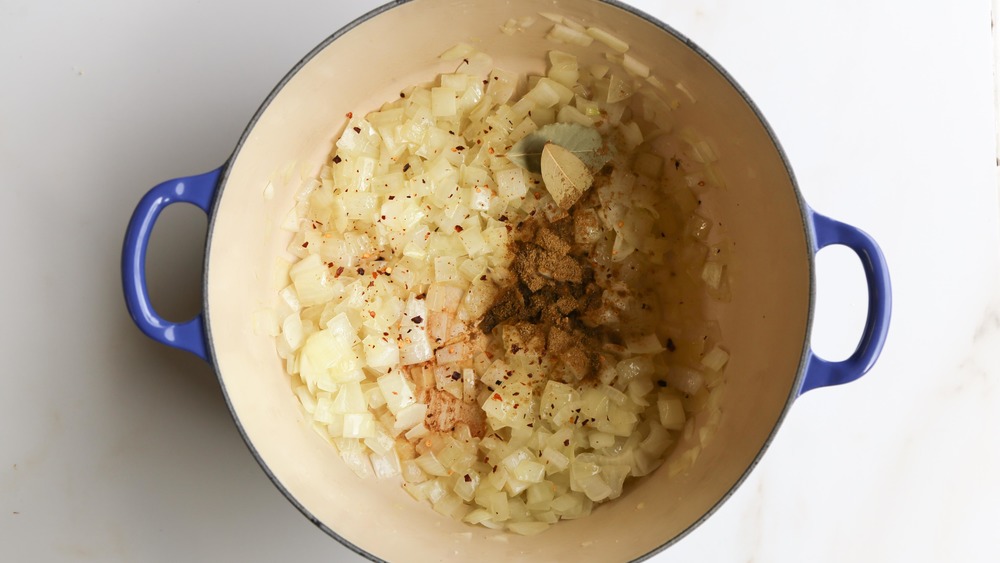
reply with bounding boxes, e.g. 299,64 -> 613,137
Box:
205,1 -> 812,561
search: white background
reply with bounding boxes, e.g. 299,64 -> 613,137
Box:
1,0 -> 998,561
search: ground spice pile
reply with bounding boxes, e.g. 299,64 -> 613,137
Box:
478,204 -> 616,383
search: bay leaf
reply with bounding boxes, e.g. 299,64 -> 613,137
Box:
540,142 -> 594,209
505,122 -> 611,173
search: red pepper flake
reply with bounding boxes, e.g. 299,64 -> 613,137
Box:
480,275 -> 487,281
415,293 -> 426,300
402,163 -> 411,172
451,371 -> 461,381
454,225 -> 464,232
388,195 -> 395,200
411,316 -> 423,324
352,126 -> 361,133
335,266 -> 345,277
533,192 -> 542,200
563,439 -> 570,446
492,393 -> 502,401
499,215 -> 508,222
332,155 -> 342,164
357,267 -> 365,275
464,474 -> 472,482
368,310 -> 376,318
301,241 -> 309,248
346,111 -> 353,118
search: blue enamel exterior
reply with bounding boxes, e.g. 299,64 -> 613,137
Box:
121,168 -> 221,361
800,210 -> 892,394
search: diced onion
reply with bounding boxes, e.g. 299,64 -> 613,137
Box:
586,26 -> 629,53
546,23 -> 594,46
657,393 -> 686,430
700,345 -> 730,372
275,31 -> 733,537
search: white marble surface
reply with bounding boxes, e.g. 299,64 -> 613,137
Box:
1,0 -> 997,561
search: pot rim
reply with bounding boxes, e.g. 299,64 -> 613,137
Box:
202,1 -> 815,560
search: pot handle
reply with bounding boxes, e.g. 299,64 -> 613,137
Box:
121,168 -> 221,362
799,210 -> 891,394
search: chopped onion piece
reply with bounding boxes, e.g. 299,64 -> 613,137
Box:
557,104 -> 594,126
370,450 -> 401,479
507,521 -> 551,536
377,371 -> 416,415
343,412 -> 376,439
701,345 -> 730,372
561,16 -> 586,33
547,23 -> 594,46
666,366 -> 705,395
701,261 -> 724,289
405,422 -> 430,441
657,393 -> 686,430
586,26 -> 629,53
290,254 -> 338,307
394,402 -> 429,433
622,54 -> 650,78
626,334 -> 665,355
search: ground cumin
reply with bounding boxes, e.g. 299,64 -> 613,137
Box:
477,204 -> 611,382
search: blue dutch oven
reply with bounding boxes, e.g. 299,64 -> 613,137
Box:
123,0 -> 890,560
